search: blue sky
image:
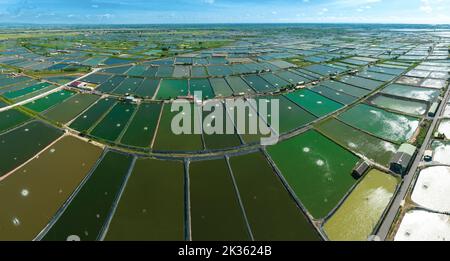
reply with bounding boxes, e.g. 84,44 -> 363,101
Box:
0,0 -> 449,24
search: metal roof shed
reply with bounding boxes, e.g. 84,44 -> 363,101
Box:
397,143 -> 417,157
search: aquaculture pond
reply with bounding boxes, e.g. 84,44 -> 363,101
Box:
0,136 -> 102,240
105,158 -> 185,241
229,152 -> 321,241
338,104 -> 420,144
120,103 -> 162,148
381,84 -> 439,102
267,130 -> 359,219
437,119 -> 450,139
357,70 -> 396,82
255,95 -> 317,134
43,94 -> 99,124
189,79 -> 215,99
225,76 -> 255,95
82,73 -> 111,85
0,80 -> 41,95
243,74 -> 280,92
210,78 -> 233,97
368,66 -> 405,76
152,103 -> 203,152
156,66 -> 174,78
339,76 -> 384,91
0,121 -> 63,177
96,75 -> 126,93
395,210 -> 450,241
305,64 -> 343,76
2,82 -> 52,100
324,170 -> 399,241
431,141 -> 450,165
421,79 -> 447,89
69,98 -> 117,133
207,65 -> 233,77
260,73 -> 290,89
126,66 -> 147,77
443,104 -> 450,118
276,70 -> 309,84
0,109 -> 30,133
225,99 -> 273,145
322,80 -> 370,98
189,159 -> 250,241
201,100 -> 242,151
102,66 -> 132,75
316,118 -> 398,167
411,166 -> 450,213
90,102 -> 137,143
42,151 -> 133,241
368,94 -> 428,116
285,89 -> 343,118
0,76 -> 32,88
24,90 -> 75,113
396,76 -> 423,86
134,79 -> 159,98
111,77 -> 143,96
191,66 -> 208,78
311,85 -> 358,105
11,84 -> 59,103
173,65 -> 190,78
155,79 -> 188,100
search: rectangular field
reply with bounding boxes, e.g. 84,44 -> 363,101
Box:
0,136 -> 102,240
0,121 -> 63,177
267,130 -> 359,219
105,158 -> 185,241
189,158 -> 250,241
229,152 -> 321,241
42,151 -> 133,241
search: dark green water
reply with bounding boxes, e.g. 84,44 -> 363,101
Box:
135,79 -> 159,98
0,136 -> 102,240
156,79 -> 188,99
90,102 -> 136,142
42,151 -> 133,241
69,98 -> 117,133
0,109 -> 30,134
105,158 -> 185,241
43,94 -> 99,124
267,130 -> 359,219
190,159 -> 250,241
120,103 -> 162,148
190,78 -> 215,99
0,121 -> 63,177
311,85 -> 358,105
153,103 -> 204,152
202,100 -> 242,150
338,104 -> 420,144
24,90 -> 75,113
229,152 -> 321,241
111,77 -> 143,95
285,89 -> 343,117
316,118 -> 398,167
97,75 -> 126,93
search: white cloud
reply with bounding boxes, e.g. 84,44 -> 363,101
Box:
334,0 -> 382,7
420,0 -> 433,13
420,0 -> 450,14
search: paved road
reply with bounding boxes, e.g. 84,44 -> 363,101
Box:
376,81 -> 450,240
0,68 -> 101,113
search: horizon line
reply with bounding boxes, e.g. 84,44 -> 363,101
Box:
0,22 -> 450,26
